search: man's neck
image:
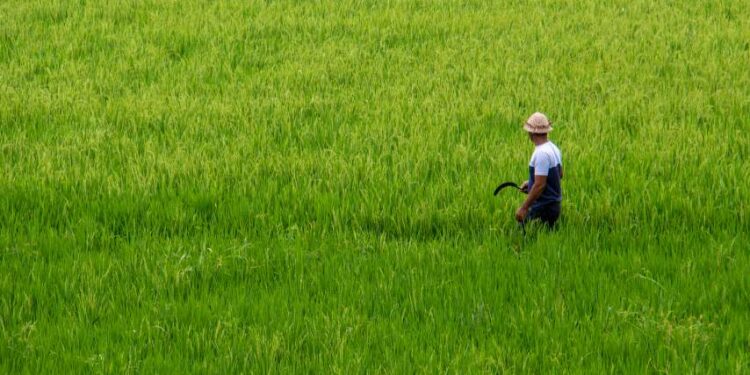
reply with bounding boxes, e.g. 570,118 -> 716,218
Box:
532,135 -> 548,146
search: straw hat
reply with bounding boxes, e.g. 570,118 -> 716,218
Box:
523,112 -> 553,133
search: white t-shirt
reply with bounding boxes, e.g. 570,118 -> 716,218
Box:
529,141 -> 562,176
528,141 -> 563,209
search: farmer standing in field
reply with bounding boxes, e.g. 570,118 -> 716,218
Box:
515,112 -> 563,228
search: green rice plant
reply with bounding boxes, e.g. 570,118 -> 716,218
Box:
1,0 -> 748,373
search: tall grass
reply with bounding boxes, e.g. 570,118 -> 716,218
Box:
1,0 -> 749,373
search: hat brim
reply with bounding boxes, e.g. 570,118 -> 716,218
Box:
523,124 -> 553,133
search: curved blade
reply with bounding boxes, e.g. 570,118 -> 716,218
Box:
493,181 -> 525,195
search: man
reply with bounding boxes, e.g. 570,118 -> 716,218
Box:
515,112 -> 563,228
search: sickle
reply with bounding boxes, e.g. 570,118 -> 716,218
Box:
493,181 -> 528,240
493,181 -> 527,196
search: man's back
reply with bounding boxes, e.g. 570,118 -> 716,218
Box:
528,141 -> 563,210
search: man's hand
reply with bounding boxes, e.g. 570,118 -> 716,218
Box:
515,206 -> 528,222
517,175 -> 546,222
520,180 -> 529,193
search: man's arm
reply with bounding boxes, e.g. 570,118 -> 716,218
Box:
515,175 -> 547,221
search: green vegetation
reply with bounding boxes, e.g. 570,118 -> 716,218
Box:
1,0 -> 749,373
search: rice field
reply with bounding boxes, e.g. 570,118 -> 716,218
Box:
1,0 -> 749,373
